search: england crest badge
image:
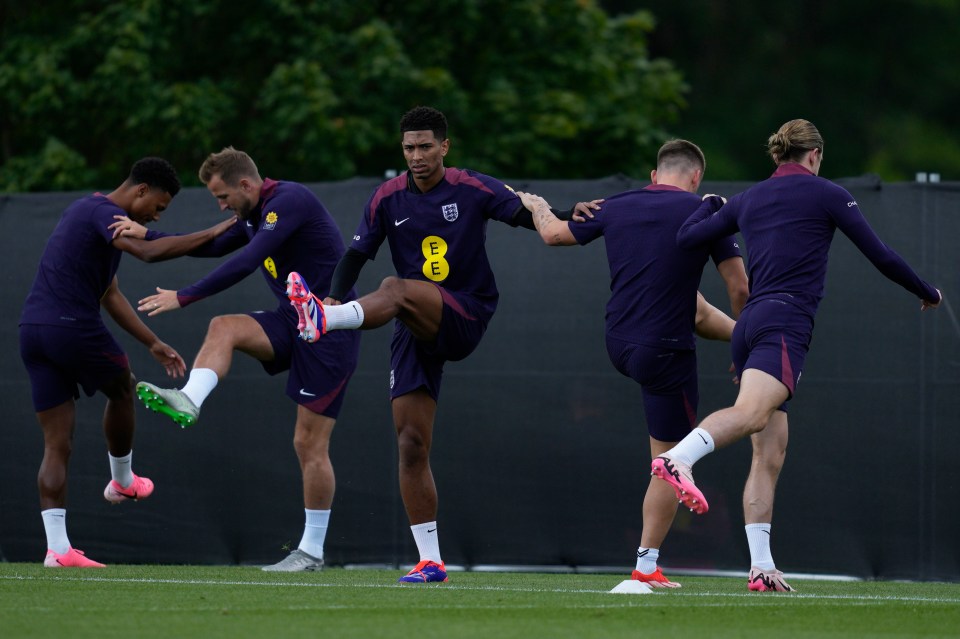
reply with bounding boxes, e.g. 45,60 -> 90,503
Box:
442,203 -> 459,222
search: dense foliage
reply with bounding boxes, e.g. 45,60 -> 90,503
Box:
3,0 -> 958,190
611,0 -> 960,180
0,0 -> 686,191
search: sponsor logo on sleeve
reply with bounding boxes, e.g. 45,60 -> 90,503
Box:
263,256 -> 278,279
264,211 -> 279,230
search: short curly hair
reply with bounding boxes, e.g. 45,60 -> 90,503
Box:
400,106 -> 448,141
129,157 -> 181,196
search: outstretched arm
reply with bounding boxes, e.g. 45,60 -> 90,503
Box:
831,199 -> 941,308
516,191 -> 578,246
110,215 -> 239,262
100,276 -> 185,378
137,287 -> 182,317
509,198 -> 600,229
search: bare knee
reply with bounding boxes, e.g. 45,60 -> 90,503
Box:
752,446 -> 786,475
43,436 -> 73,459
751,433 -> 787,474
396,426 -> 430,470
100,371 -> 135,402
730,403 -> 779,436
293,429 -> 329,463
378,276 -> 407,301
206,316 -> 239,344
745,414 -> 771,435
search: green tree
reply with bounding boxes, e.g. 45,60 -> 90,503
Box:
0,0 -> 687,191
609,0 -> 960,180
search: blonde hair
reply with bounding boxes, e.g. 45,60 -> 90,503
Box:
767,119 -> 823,164
198,146 -> 260,185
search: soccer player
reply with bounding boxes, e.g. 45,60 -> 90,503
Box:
19,157 -> 235,568
516,139 -> 748,588
285,106 -> 585,583
132,147 -> 360,572
654,119 -> 941,591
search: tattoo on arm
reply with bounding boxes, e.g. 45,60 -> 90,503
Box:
531,201 -> 555,232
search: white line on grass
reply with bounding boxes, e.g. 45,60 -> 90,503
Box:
2,574 -> 959,604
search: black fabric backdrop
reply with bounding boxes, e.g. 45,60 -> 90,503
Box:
1,175 -> 957,580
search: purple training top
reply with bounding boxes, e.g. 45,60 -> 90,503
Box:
351,168 -> 521,322
677,163 -> 939,318
175,179 -> 351,310
20,194 -> 125,329
569,184 -> 741,350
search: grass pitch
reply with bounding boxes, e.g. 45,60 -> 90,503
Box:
2,564 -> 958,638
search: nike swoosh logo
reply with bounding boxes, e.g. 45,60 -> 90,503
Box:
246,221 -> 253,227
394,218 -> 410,226
427,528 -> 437,533
299,389 -> 316,397
698,433 -> 708,445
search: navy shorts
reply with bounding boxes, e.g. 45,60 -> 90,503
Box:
389,285 -> 488,401
19,323 -> 130,412
250,308 -> 360,419
606,335 -> 698,442
731,298 -> 813,411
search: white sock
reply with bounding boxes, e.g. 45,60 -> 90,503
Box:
745,523 -> 775,570
668,427 -> 715,467
323,301 -> 364,331
109,451 -> 133,487
635,547 -> 659,574
411,521 -> 442,564
42,508 -> 70,554
181,368 -> 218,407
298,509 -> 330,559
